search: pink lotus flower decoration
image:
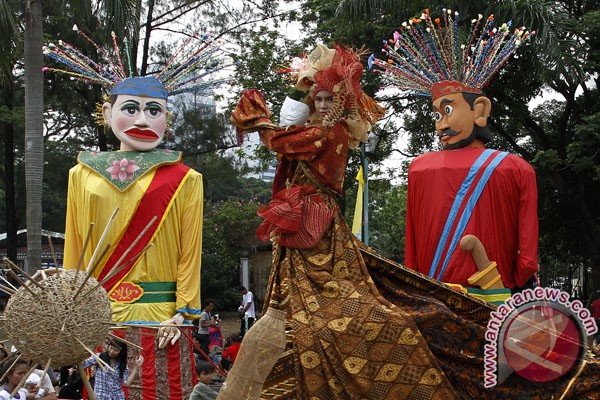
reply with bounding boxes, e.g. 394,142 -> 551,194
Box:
106,158 -> 140,181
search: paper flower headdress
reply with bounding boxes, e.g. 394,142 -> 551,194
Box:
43,25 -> 232,100
369,9 -> 534,99
280,45 -> 384,148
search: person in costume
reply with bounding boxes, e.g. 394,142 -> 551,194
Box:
44,30 -> 231,400
220,44 -> 457,399
371,11 -> 538,298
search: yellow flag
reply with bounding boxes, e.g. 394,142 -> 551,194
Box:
352,166 -> 364,238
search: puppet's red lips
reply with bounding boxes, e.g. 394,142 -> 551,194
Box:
124,128 -> 159,141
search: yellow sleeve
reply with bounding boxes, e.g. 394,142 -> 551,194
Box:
63,165 -> 83,269
174,171 -> 203,319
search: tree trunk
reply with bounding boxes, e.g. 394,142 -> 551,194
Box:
24,0 -> 44,274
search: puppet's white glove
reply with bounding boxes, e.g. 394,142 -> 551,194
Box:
157,313 -> 185,349
279,97 -> 309,127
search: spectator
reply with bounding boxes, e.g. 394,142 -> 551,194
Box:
24,373 -> 50,399
189,360 -> 217,400
57,366 -> 83,400
208,346 -> 222,367
6,353 -> 57,399
196,301 -> 215,356
0,357 -> 29,399
208,314 -> 223,351
0,357 -> 56,400
219,334 -> 242,372
82,338 -> 143,400
237,287 -> 255,336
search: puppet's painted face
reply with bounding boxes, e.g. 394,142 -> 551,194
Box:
103,94 -> 167,151
432,92 -> 478,149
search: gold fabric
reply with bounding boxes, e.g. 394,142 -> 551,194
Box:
261,168 -> 457,399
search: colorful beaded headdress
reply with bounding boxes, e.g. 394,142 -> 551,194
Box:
369,9 -> 534,99
43,25 -> 233,100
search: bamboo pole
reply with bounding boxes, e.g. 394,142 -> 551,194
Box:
6,270 -> 37,297
3,258 -> 45,290
77,361 -> 97,400
84,243 -> 154,297
102,216 -> 157,279
47,236 -> 61,275
86,208 -> 119,274
108,332 -> 143,351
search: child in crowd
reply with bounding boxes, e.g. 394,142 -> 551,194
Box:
208,315 -> 223,350
82,338 -> 143,400
0,357 -> 55,400
24,373 -> 48,399
189,360 -> 217,400
218,334 -> 242,372
208,346 -> 222,367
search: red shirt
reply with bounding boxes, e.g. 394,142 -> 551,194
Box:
405,147 -> 539,289
222,342 -> 241,363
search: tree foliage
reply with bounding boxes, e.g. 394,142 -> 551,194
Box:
1,0 -> 599,301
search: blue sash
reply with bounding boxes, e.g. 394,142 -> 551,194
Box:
428,149 -> 508,280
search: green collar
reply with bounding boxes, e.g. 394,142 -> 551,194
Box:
78,149 -> 182,192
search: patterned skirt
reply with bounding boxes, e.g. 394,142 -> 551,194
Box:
262,194 -> 457,399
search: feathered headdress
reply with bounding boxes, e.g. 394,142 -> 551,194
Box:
282,45 -> 384,148
369,8 -> 534,99
43,25 -> 233,100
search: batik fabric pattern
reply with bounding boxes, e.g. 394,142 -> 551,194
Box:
232,90 -> 457,399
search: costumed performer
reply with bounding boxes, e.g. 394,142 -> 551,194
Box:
371,10 -> 538,302
220,44 -> 458,399
44,29 -> 232,400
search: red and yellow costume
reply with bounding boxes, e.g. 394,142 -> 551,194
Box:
405,147 -> 538,289
64,149 -> 202,399
230,89 -> 457,399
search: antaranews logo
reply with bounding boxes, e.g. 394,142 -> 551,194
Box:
484,287 -> 597,387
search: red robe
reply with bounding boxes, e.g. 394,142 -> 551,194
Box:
405,147 -> 539,289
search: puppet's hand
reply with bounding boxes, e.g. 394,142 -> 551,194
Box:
157,313 -> 185,349
134,354 -> 144,368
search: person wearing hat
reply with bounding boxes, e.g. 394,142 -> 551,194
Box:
62,74 -> 203,400
24,373 -> 48,399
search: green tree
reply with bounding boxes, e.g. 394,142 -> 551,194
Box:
202,197 -> 264,310
0,0 -> 22,262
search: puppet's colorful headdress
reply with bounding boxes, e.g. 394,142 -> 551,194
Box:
369,9 -> 534,99
43,25 -> 233,99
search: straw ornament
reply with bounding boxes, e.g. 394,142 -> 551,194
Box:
3,268 -> 112,367
369,8 -> 534,99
